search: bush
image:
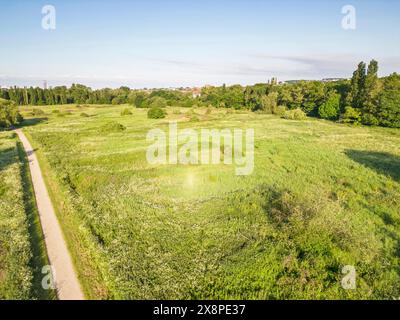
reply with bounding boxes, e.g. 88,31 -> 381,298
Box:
190,115 -> 200,122
100,121 -> 126,133
120,108 -> 132,116
318,92 -> 340,120
258,92 -> 278,113
52,109 -> 60,114
283,108 -> 307,120
31,108 -> 45,116
112,97 -> 126,105
361,113 -> 379,126
147,107 -> 166,119
149,97 -> 168,109
0,99 -> 23,128
376,73 -> 400,128
341,106 -> 361,124
80,113 -> 90,117
273,105 -> 287,117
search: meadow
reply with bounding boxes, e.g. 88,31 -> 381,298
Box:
0,130 -> 53,299
18,104 -> 400,299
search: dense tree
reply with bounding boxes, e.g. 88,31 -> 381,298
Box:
341,106 -> 361,124
0,60 -> 398,128
259,92 -> 278,113
361,60 -> 382,125
0,99 -> 23,128
347,61 -> 367,109
377,73 -> 400,128
319,91 -> 341,120
149,96 -> 168,108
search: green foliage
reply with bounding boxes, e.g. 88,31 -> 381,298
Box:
259,92 -> 278,113
24,105 -> 400,299
283,108 -> 307,120
273,105 -> 287,117
0,60 -> 398,128
190,115 -> 200,122
361,60 -> 382,125
347,62 -> 366,109
377,73 -> 400,128
341,106 -> 361,124
147,107 -> 166,119
0,133 -> 53,299
345,60 -> 399,127
361,113 -> 379,126
318,92 -> 340,120
133,92 -> 149,108
0,99 -> 23,128
120,108 -> 132,116
80,112 -> 90,118
100,121 -> 126,133
31,108 -> 45,116
149,96 -> 168,109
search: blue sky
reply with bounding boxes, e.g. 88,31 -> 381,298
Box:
1,0 -> 399,88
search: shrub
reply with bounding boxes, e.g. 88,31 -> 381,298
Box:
376,73 -> 400,128
283,108 -> 307,120
149,97 -> 168,109
273,105 -> 287,117
100,121 -> 126,133
112,97 -> 126,105
147,107 -> 166,119
341,106 -> 361,124
361,113 -> 379,126
120,108 -> 132,116
318,92 -> 340,120
0,99 -> 23,128
31,108 -> 45,116
258,92 -> 278,113
80,113 -> 90,117
133,92 -> 149,108
52,110 -> 60,114
190,115 -> 200,122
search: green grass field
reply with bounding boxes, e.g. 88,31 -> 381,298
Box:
0,131 -> 54,300
18,104 -> 400,299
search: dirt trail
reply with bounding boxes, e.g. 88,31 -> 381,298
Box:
15,129 -> 84,300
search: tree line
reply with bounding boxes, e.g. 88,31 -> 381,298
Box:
197,60 -> 399,128
1,60 -> 399,128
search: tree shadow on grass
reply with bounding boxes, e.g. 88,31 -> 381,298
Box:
16,141 -> 56,299
345,150 -> 400,182
18,117 -> 48,128
0,147 -> 17,174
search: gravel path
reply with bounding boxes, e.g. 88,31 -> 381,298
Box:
16,129 -> 84,300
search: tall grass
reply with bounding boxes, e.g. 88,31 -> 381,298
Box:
21,105 -> 400,299
0,132 -> 54,299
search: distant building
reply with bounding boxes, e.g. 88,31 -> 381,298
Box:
191,87 -> 201,98
43,80 -> 48,89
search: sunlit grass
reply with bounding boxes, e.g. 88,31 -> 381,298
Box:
20,104 -> 400,299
